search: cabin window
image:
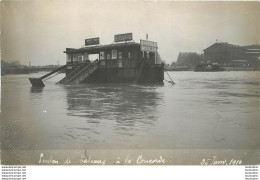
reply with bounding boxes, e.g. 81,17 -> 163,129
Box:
100,51 -> 105,60
118,52 -> 123,59
107,53 -> 111,59
66,54 -> 71,62
73,54 -> 77,62
83,53 -> 89,61
112,50 -> 117,59
78,54 -> 83,62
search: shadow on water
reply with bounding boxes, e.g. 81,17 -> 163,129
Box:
30,87 -> 44,93
64,83 -> 164,130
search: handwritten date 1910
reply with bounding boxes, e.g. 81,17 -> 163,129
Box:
200,156 -> 242,165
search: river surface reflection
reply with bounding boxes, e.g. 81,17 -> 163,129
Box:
1,71 -> 259,150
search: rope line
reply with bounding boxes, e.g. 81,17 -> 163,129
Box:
165,69 -> 175,85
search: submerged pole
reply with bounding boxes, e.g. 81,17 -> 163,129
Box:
165,69 -> 175,85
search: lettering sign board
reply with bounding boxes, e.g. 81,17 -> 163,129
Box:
140,40 -> 158,52
85,37 -> 100,46
114,33 -> 133,42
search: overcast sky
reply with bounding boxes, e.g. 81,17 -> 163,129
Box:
1,1 -> 260,65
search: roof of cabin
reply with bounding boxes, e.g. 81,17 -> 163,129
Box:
64,42 -> 140,53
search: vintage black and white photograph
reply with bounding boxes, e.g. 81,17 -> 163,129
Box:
0,0 -> 260,166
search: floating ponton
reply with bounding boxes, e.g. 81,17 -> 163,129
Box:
29,33 -> 164,87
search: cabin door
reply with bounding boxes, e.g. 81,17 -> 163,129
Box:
118,60 -> 122,68
118,52 -> 123,67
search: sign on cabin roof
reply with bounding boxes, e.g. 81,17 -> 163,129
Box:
114,33 -> 133,42
85,37 -> 100,46
140,39 -> 158,52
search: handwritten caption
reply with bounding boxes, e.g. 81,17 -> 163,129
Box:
38,153 -> 166,165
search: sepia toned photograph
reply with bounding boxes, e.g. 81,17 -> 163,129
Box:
0,0 -> 259,166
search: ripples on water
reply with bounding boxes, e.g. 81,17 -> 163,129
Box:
1,71 -> 259,150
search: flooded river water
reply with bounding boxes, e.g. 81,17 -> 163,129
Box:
1,71 -> 259,153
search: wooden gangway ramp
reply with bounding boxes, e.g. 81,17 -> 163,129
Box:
29,65 -> 67,87
57,60 -> 99,85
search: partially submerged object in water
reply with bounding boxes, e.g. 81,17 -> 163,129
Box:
194,63 -> 224,72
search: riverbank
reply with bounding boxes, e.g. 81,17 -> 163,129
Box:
166,66 -> 259,72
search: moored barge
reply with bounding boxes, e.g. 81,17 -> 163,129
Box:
29,33 -> 164,87
194,63 -> 224,72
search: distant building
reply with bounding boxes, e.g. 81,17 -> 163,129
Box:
203,42 -> 260,66
243,45 -> 260,66
203,43 -> 245,65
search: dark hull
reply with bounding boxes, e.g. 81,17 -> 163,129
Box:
83,64 -> 164,83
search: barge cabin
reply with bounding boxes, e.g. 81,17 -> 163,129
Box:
59,33 -> 164,84
29,33 -> 164,87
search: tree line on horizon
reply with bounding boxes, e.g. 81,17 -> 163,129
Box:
170,52 -> 204,67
